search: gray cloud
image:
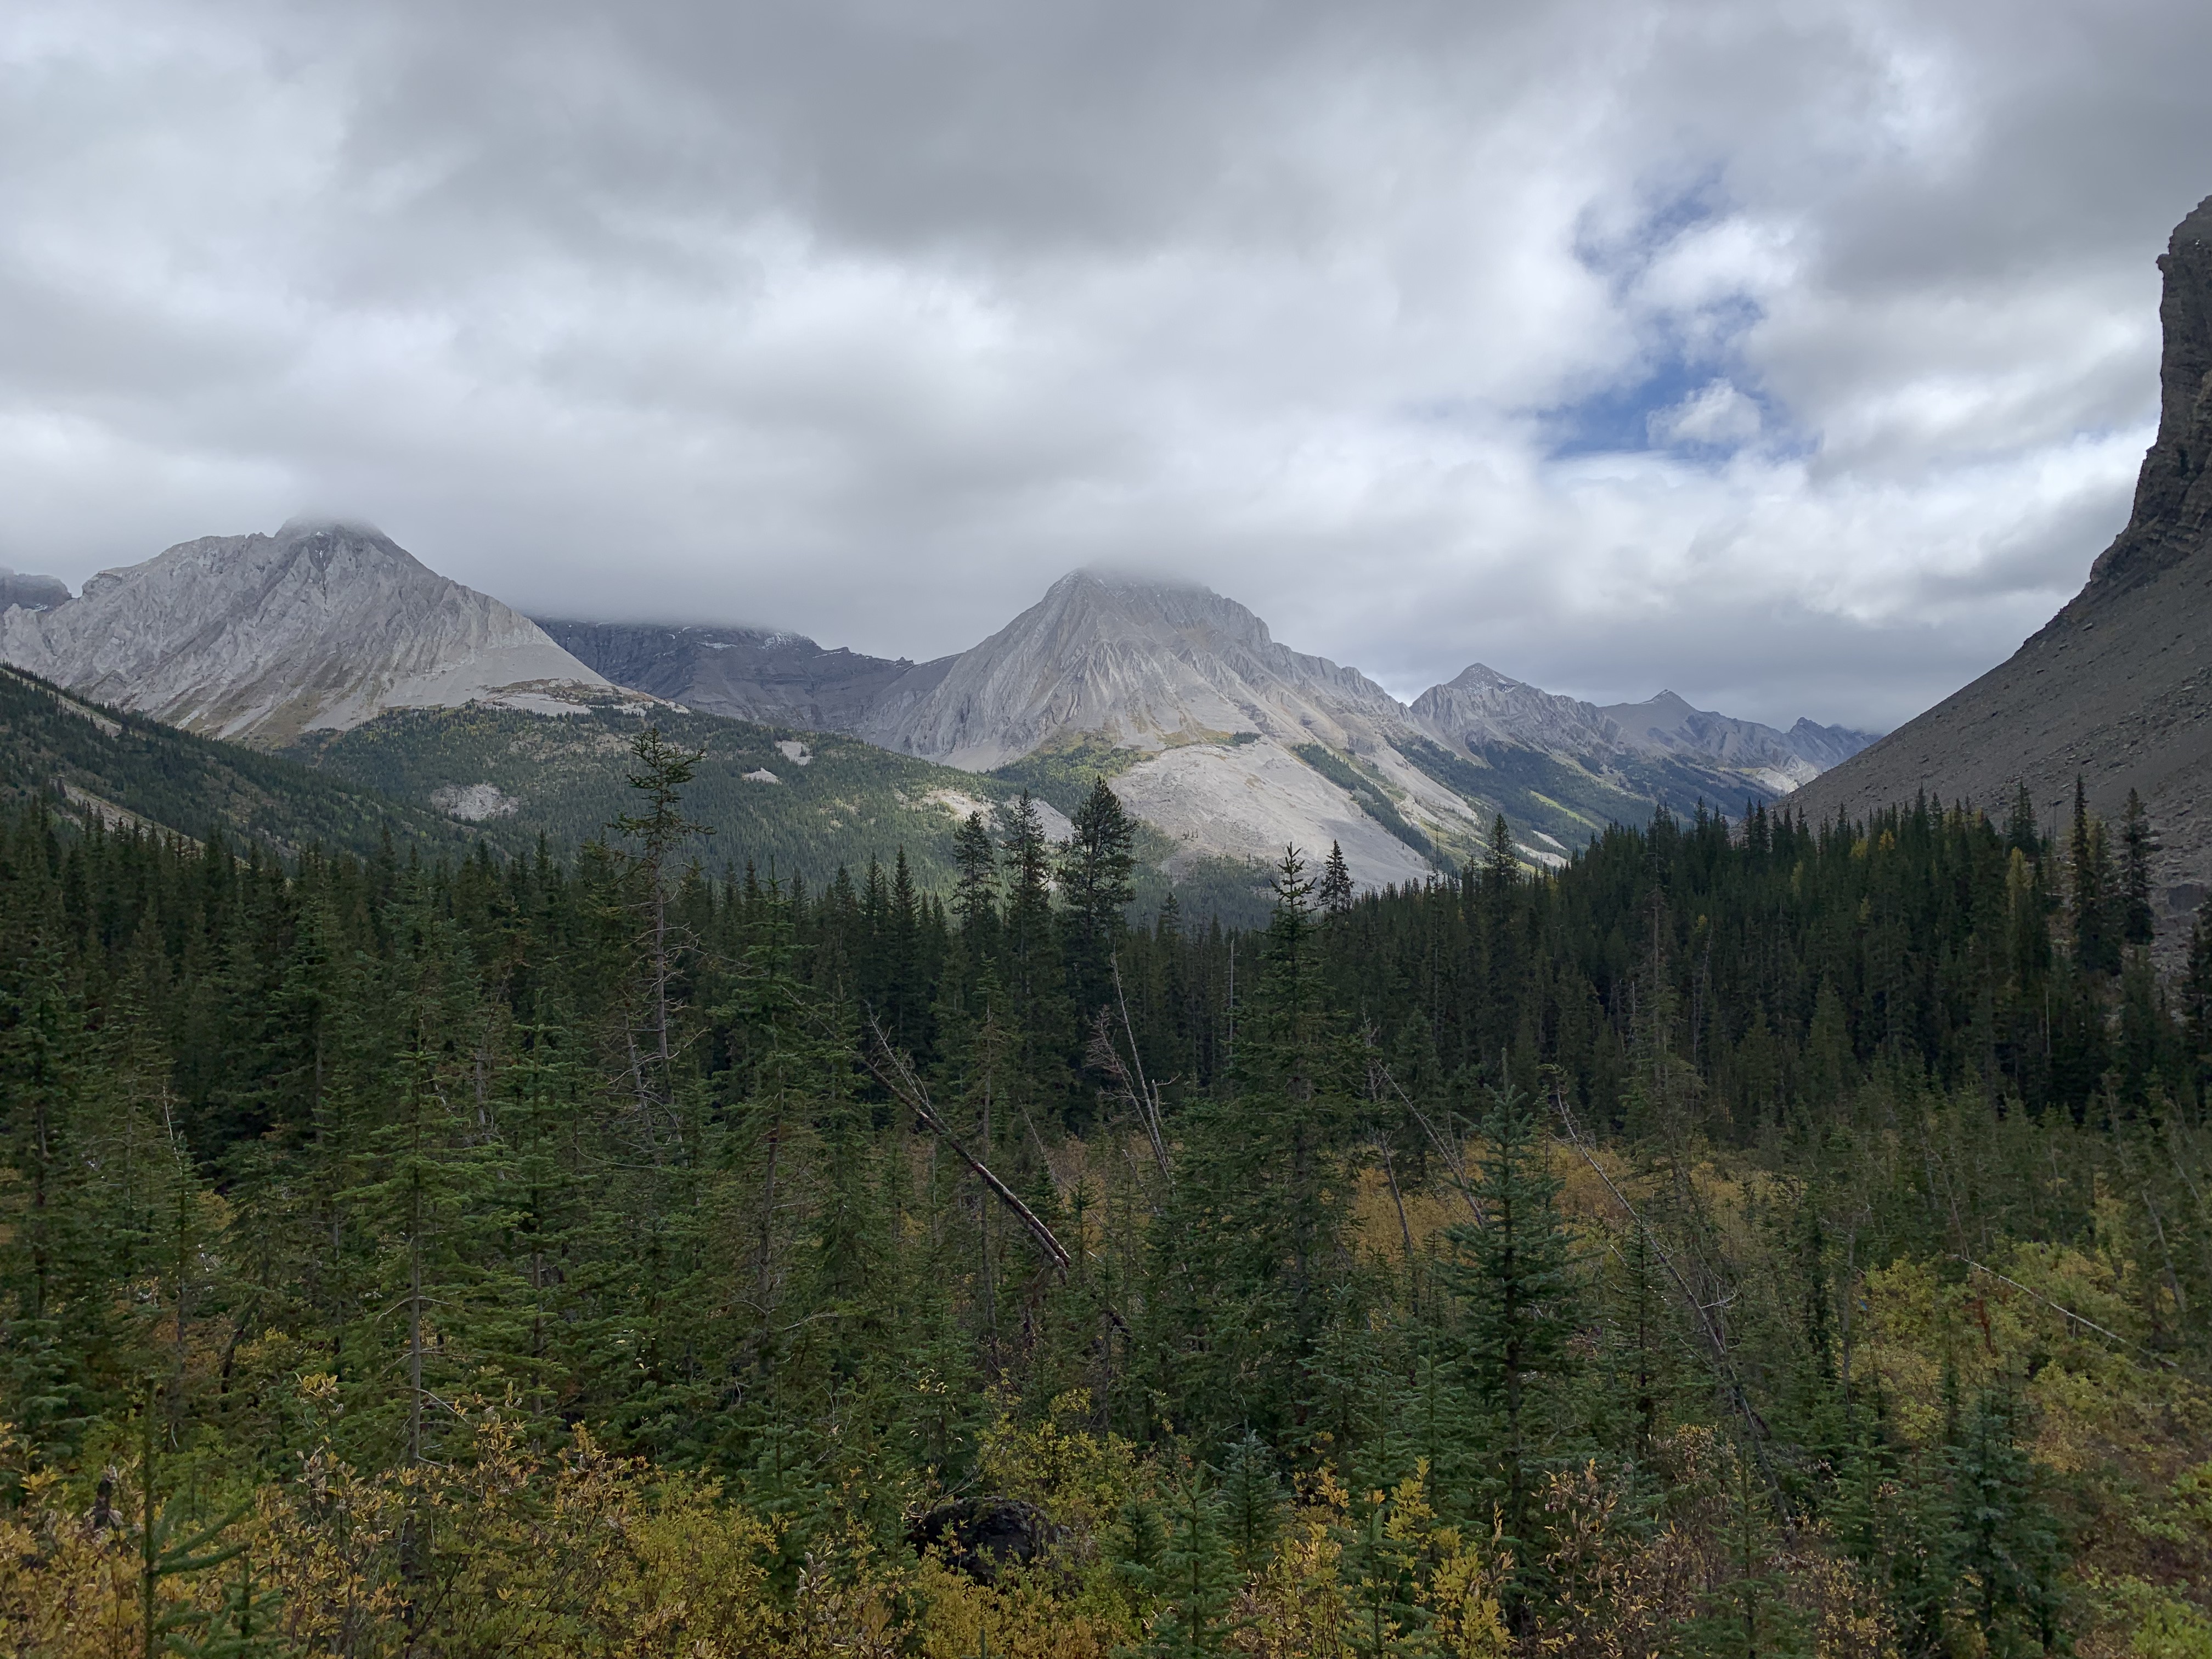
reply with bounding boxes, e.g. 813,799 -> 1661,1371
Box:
3,0 -> 2209,732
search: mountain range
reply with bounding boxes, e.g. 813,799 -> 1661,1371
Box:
539,573 -> 1872,884
0,519 -> 1874,896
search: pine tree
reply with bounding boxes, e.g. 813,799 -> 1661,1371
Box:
952,810 -> 999,940
1217,1431 -> 1285,1568
2004,783 -> 2041,860
1948,1387 -> 2063,1658
611,725 -> 712,1158
1317,842 -> 1353,917
1146,1468 -> 1238,1658
2185,896 -> 2212,1093
1060,776 -> 1137,1021
2069,777 -> 2118,974
1443,1084 -> 1579,1633
2120,788 -> 2157,947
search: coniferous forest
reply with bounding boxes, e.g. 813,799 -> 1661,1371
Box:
5,728 -> 2212,1657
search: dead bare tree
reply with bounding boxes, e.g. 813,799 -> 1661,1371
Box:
1085,956 -> 1172,1185
864,1013 -> 1070,1275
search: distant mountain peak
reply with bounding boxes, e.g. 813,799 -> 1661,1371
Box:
278,514 -> 391,540
1,523 -> 618,746
1439,662 -> 1528,693
855,566 -> 1386,770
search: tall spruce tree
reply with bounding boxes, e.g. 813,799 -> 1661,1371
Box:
1443,1084 -> 1579,1633
1060,776 -> 1137,1023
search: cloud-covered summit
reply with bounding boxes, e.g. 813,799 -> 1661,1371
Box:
3,0 -> 2208,731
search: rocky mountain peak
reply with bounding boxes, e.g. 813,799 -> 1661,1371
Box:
2080,194 -> 2212,600
1437,662 -> 1524,693
0,521 -> 617,746
856,567 -> 1401,770
1029,568 -> 1279,653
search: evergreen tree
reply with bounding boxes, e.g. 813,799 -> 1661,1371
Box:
1442,1085 -> 1579,1632
1949,1387 -> 2063,1658
2069,777 -> 2118,974
1060,776 -> 1137,1021
2120,788 -> 2157,947
1317,842 -> 1353,917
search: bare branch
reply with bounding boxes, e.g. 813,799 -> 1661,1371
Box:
864,1013 -> 1071,1274
1545,1074 -> 1792,1532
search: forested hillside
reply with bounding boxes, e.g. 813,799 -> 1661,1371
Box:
298,703 -> 1278,923
0,665 -> 470,859
3,731 -> 2210,1657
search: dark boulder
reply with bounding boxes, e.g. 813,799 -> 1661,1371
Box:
906,1497 -> 1060,1582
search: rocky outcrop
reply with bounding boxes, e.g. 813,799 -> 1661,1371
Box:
1793,195 -> 2212,930
537,618 -> 952,732
2083,195 -> 2212,599
0,520 -> 617,746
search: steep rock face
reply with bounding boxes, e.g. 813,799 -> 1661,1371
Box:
0,521 -> 613,746
537,619 -> 952,731
855,571 -> 1409,770
2085,195 -> 2212,598
1793,195 -> 2212,925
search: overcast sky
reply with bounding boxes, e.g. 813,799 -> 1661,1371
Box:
5,0 -> 2209,730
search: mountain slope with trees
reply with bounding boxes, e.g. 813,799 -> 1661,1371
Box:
2,719 -> 2206,1656
0,663 -> 470,858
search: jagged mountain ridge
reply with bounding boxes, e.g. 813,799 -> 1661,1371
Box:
0,520 -> 622,746
533,618 -> 953,732
0,523 -> 1870,895
546,571 -> 1875,885
1415,665 -> 1871,792
823,571 -> 1872,865
1793,194 -> 2212,930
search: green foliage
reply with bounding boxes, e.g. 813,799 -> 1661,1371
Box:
1291,743 -> 1442,866
988,732 -> 1150,814
3,741 -> 2209,1657
0,666 -> 466,859
296,703 -> 1018,893
1394,730 -> 1773,856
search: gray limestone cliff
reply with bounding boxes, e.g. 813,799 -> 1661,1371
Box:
854,571 -> 1409,770
0,520 -> 614,746
1793,195 -> 2212,930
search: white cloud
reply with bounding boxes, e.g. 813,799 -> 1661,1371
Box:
1,0 -> 2206,731
1647,380 -> 1764,448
